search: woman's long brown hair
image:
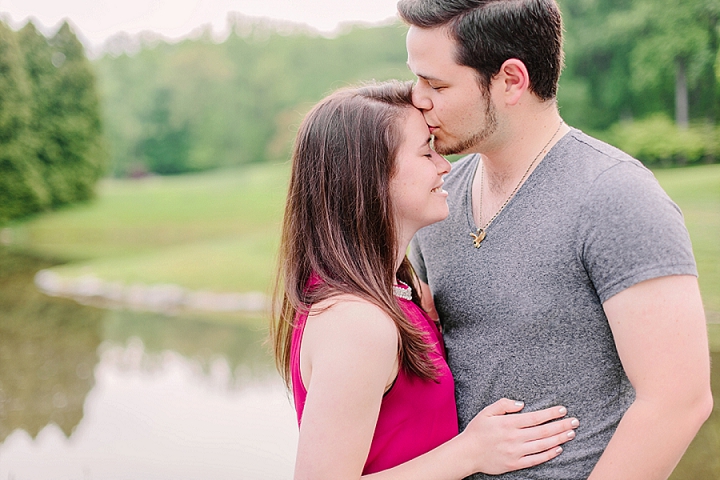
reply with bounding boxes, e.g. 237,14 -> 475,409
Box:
270,81 -> 439,387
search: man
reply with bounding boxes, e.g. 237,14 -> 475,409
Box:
398,0 -> 713,478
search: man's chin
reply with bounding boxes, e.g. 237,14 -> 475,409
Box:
435,136 -> 484,156
434,142 -> 465,156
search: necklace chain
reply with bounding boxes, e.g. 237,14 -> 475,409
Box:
471,120 -> 564,248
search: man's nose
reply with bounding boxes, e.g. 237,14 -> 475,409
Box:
411,85 -> 432,111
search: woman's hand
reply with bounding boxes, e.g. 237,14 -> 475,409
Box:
459,398 -> 579,475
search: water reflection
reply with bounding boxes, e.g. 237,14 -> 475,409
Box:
101,309 -> 274,382
0,340 -> 296,479
0,248 -> 297,478
0,249 -> 103,443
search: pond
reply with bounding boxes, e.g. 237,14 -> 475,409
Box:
0,248 -> 717,478
0,249 -> 297,479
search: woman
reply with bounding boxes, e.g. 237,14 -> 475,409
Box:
270,81 -> 579,479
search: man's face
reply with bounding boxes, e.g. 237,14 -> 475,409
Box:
406,26 -> 497,156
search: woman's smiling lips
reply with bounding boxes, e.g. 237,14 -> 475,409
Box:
431,183 -> 447,194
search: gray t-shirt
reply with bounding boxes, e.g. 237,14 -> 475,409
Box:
409,129 -> 697,480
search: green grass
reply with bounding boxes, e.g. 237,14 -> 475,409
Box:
654,164 -> 720,313
50,234 -> 279,293
7,163 -> 289,293
709,324 -> 720,352
6,162 -> 720,315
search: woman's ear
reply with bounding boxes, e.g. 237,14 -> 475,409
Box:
497,58 -> 529,106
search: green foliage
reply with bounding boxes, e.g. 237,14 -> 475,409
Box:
1,20 -> 107,224
600,114 -> 719,166
94,8 -> 719,176
0,21 -> 49,223
138,88 -> 191,174
558,0 -> 720,130
94,18 -> 412,176
627,0 -> 720,121
41,22 -> 107,203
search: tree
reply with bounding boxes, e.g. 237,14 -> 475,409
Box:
0,21 -> 48,223
628,0 -> 720,127
138,88 -> 191,174
42,21 -> 107,204
18,22 -> 66,203
560,0 -> 720,129
94,19 -> 412,174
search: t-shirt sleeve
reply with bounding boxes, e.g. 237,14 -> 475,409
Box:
578,162 -> 697,304
408,234 -> 429,284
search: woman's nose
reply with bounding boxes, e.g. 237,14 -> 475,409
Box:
434,153 -> 451,175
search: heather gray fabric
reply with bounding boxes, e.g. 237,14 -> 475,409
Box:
409,128 -> 697,480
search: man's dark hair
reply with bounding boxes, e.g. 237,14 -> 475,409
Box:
398,0 -> 564,100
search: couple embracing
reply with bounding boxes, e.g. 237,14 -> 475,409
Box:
270,1 -> 713,479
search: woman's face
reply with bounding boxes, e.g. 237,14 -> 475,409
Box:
389,107 -> 451,240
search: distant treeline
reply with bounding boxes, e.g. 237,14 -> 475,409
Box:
0,21 -> 106,223
95,0 -> 720,178
94,17 -> 413,177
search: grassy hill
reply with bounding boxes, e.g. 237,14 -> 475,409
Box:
6,163 -> 289,294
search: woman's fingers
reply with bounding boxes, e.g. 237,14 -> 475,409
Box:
502,420 -> 579,471
482,402 -> 580,444
512,404 -> 569,428
495,403 -> 581,453
513,444 -> 566,470
480,398 -> 526,416
522,415 -> 580,440
462,401 -> 580,475
522,419 -> 579,452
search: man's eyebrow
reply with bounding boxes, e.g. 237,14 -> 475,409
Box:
406,63 -> 443,83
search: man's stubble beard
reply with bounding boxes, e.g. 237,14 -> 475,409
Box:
434,91 -> 498,156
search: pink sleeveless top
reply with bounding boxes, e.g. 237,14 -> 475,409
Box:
290,287 -> 458,474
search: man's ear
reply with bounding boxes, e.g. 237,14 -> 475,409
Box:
497,58 -> 529,106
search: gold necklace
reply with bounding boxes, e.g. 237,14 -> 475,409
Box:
471,120 -> 564,248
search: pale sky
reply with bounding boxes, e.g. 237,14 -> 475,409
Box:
0,0 -> 401,50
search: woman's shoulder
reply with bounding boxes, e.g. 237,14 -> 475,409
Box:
306,295 -> 399,354
310,294 -> 396,330
301,294 -> 400,391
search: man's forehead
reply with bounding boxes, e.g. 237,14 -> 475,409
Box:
406,26 -> 458,66
406,31 -> 471,83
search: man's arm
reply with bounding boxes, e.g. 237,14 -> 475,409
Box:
588,274 -> 713,479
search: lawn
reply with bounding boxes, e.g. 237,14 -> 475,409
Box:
5,162 -> 719,315
654,163 -> 720,315
6,162 -> 289,294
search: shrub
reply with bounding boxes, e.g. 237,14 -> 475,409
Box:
601,114 -> 719,167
